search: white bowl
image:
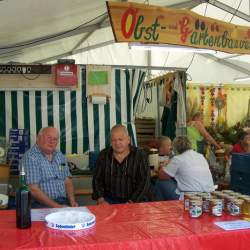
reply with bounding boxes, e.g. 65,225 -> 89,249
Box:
45,210 -> 96,230
0,194 -> 8,207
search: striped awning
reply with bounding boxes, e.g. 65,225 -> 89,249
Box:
0,66 -> 146,154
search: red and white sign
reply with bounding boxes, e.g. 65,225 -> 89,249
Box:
55,64 -> 78,86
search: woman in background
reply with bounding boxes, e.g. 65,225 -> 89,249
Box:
187,112 -> 221,154
232,131 -> 250,153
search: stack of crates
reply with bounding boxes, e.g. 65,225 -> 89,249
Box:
7,129 -> 30,175
230,153 -> 250,195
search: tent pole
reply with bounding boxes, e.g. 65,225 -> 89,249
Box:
111,65 -> 187,71
156,82 -> 161,138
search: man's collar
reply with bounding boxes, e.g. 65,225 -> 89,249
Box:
109,145 -> 136,155
34,144 -> 57,157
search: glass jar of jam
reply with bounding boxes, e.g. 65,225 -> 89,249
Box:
184,193 -> 198,211
242,197 -> 250,218
209,198 -> 223,216
223,195 -> 234,213
202,195 -> 211,212
229,199 -> 244,216
148,148 -> 159,173
189,199 -> 203,218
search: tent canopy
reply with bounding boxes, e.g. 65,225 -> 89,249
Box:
1,0 -> 250,83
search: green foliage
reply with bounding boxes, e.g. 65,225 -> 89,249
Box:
206,122 -> 245,144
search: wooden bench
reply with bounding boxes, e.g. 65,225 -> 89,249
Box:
0,164 -> 10,182
135,118 -> 156,148
74,188 -> 92,196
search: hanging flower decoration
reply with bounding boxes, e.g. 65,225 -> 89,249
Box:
210,87 -> 216,127
163,73 -> 174,106
200,86 -> 205,114
215,87 -> 227,126
215,88 -> 226,110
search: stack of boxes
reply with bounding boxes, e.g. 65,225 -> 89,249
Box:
7,129 -> 30,175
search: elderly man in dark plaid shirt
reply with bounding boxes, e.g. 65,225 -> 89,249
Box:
92,124 -> 151,205
22,127 -> 78,208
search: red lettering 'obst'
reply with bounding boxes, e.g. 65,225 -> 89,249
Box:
121,8 -> 138,39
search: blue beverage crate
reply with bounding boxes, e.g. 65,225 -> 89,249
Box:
9,128 -> 29,136
89,151 -> 99,171
231,153 -> 250,173
230,153 -> 250,195
7,128 -> 30,175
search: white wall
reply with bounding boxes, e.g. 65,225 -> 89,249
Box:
186,54 -> 249,84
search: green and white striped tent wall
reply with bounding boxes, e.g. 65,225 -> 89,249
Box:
0,66 -> 146,154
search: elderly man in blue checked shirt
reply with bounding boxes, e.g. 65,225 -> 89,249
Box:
21,127 -> 78,208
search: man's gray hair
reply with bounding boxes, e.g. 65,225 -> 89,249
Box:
37,127 -> 58,137
173,136 -> 192,154
110,124 -> 129,136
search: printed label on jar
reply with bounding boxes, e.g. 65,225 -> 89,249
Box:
185,200 -> 190,210
189,206 -> 202,218
203,200 -> 210,212
212,205 -> 222,216
230,204 -> 240,216
227,201 -> 232,212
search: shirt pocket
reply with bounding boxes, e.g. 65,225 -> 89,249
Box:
40,165 -> 55,182
56,163 -> 68,180
126,171 -> 136,185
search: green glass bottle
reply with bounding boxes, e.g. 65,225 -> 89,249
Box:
16,165 -> 31,229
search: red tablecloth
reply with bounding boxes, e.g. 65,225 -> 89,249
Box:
1,201 -> 250,250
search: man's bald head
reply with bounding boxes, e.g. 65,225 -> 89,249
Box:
37,127 -> 59,154
111,124 -> 129,136
110,124 -> 130,154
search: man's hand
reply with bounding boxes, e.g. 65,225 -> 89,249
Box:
53,203 -> 68,208
159,159 -> 170,169
69,199 -> 78,207
158,168 -> 171,180
64,177 -> 78,207
29,184 -> 67,208
97,197 -> 109,205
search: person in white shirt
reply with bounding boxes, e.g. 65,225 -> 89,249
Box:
155,136 -> 214,200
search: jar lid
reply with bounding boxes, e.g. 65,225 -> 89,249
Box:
196,192 -> 210,197
184,192 -> 196,197
190,199 -> 202,205
202,195 -> 211,200
211,191 -> 223,195
238,195 -> 249,199
232,199 -> 244,204
149,148 -> 158,152
223,194 -> 233,198
222,190 -> 234,193
211,198 -> 223,203
190,196 -> 202,200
